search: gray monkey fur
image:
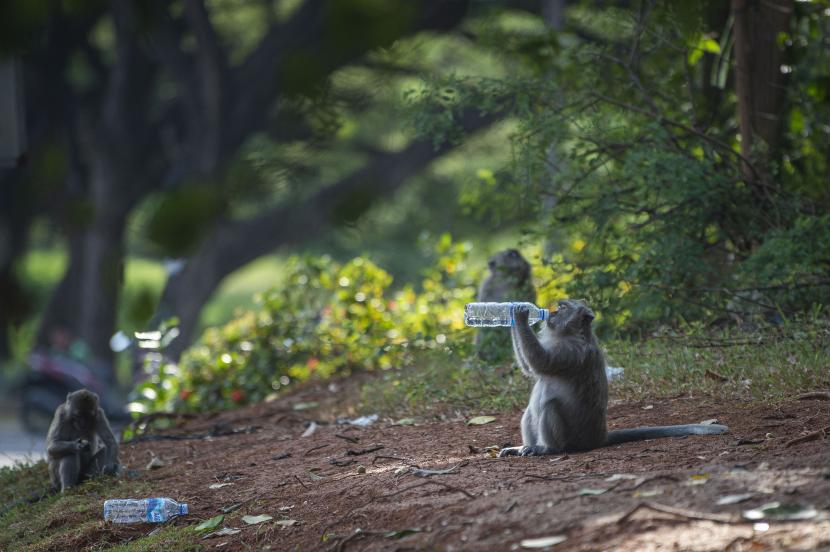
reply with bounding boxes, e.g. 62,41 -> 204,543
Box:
499,300 -> 728,457
46,389 -> 120,492
475,249 -> 536,362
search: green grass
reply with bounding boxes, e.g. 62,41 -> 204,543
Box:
606,322 -> 830,401
0,461 -> 201,551
198,254 -> 287,329
360,320 -> 830,418
105,525 -> 200,551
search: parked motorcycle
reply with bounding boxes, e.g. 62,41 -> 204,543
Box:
19,350 -> 132,435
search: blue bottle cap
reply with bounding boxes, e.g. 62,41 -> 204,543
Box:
179,503 -> 189,515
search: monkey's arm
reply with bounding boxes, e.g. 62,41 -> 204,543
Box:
47,441 -> 83,458
605,424 -> 729,446
45,407 -> 81,458
95,408 -> 120,471
511,323 -> 533,377
512,311 -> 551,373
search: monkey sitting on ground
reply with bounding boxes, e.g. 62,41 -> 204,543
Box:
46,389 -> 120,492
499,300 -> 728,456
476,249 -> 536,363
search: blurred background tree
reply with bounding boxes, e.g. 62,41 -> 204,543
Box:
0,0 -> 828,400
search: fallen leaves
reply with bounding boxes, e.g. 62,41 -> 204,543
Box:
146,456 -> 165,470
467,416 -> 496,425
520,535 -> 567,548
743,502 -> 818,521
194,515 -> 224,532
578,488 -> 609,496
242,514 -> 273,525
716,493 -> 754,506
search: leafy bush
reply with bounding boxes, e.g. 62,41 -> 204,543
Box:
405,3 -> 830,333
133,235 -> 479,412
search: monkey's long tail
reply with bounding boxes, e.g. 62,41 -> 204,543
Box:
605,424 -> 729,446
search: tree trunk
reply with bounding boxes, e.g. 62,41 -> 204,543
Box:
36,154 -> 130,378
731,0 -> 794,181
0,168 -> 34,360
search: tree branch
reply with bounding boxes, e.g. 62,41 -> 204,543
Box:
160,108 -> 496,356
226,0 -> 471,154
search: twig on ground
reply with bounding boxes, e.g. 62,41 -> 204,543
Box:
617,501 -> 734,524
619,474 -> 680,491
345,445 -> 384,456
735,437 -> 765,446
522,473 -> 586,483
796,391 -> 830,401
335,433 -> 360,443
381,480 -> 476,500
305,444 -> 330,456
334,528 -> 365,552
784,425 -> 830,448
405,461 -> 468,478
294,475 -> 308,489
372,455 -> 411,465
329,458 -> 358,467
126,411 -> 200,435
123,424 -> 260,445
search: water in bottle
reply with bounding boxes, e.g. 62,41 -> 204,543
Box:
104,498 -> 188,523
464,302 -> 549,327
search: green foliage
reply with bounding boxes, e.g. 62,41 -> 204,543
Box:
407,2 -> 830,333
359,349 -> 531,418
360,318 -> 830,419
607,316 -> 830,401
133,235 -> 478,412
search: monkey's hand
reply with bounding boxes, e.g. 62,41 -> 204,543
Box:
76,439 -> 90,452
512,304 -> 531,326
103,463 -> 120,476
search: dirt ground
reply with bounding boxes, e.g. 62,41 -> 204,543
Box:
75,383 -> 830,551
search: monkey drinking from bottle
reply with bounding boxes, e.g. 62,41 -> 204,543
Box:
499,300 -> 727,457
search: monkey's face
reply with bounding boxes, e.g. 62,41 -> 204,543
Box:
487,249 -> 530,280
547,299 -> 595,338
67,390 -> 99,429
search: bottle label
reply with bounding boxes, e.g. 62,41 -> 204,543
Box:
146,498 -> 163,523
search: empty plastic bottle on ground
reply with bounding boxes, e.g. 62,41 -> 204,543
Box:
464,302 -> 549,327
104,498 -> 188,523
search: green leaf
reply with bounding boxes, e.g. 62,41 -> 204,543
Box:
688,35 -> 721,66
700,37 -> 721,54
716,493 -> 754,506
194,515 -> 224,532
520,535 -> 567,548
743,502 -> 817,521
394,418 -> 417,426
578,488 -> 608,496
384,528 -> 422,539
242,514 -> 273,525
467,416 -> 496,425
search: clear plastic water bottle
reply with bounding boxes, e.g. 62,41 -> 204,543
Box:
464,302 -> 549,327
104,498 -> 188,523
